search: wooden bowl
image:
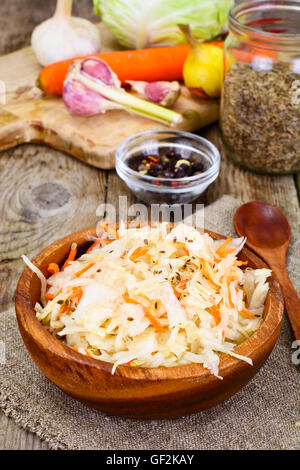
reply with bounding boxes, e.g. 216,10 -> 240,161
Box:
15,226 -> 284,419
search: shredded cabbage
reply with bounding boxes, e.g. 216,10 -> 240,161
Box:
24,224 -> 271,379
94,0 -> 233,49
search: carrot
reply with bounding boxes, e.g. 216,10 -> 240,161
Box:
241,308 -> 255,319
72,287 -> 83,302
210,305 -> 222,326
227,278 -> 235,308
144,311 -> 165,333
173,280 -> 187,298
62,243 -> 77,271
123,295 -> 139,304
75,263 -> 95,278
45,293 -> 55,301
86,238 -> 111,254
221,247 -> 236,257
38,45 -> 189,95
45,289 -> 62,301
38,42 -> 224,96
201,260 -> 219,289
130,246 -> 148,262
234,260 -> 248,267
47,263 -> 60,275
61,303 -> 68,314
216,238 -> 233,257
70,347 -> 92,358
176,242 -> 189,257
123,295 -> 165,333
100,222 -> 119,240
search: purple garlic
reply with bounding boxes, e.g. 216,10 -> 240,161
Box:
63,79 -> 121,116
81,57 -> 121,88
126,80 -> 181,107
62,57 -> 182,126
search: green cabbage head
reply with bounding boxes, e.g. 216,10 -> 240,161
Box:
94,0 -> 233,49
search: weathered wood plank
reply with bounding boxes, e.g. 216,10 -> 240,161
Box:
0,0 -> 104,450
0,144 -> 107,450
0,412 -> 48,450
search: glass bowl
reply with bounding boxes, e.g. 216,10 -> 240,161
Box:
115,131 -> 221,205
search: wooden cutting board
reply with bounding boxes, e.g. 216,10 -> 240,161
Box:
0,25 -> 219,169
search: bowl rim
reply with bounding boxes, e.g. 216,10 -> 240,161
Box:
15,224 -> 284,382
115,130 -> 221,186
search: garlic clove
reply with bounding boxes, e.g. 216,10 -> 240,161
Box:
145,81 -> 180,107
126,80 -> 180,107
81,57 -> 121,88
63,79 -> 122,116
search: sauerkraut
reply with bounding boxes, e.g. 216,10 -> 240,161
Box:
23,223 -> 271,378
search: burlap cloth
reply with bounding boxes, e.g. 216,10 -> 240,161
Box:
0,196 -> 299,450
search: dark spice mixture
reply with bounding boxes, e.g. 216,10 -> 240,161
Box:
127,150 -> 205,179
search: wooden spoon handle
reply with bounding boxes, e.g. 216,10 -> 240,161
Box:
271,265 -> 300,341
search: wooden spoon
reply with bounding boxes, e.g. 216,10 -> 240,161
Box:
234,201 -> 300,341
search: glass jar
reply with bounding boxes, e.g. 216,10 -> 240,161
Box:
220,1 -> 300,174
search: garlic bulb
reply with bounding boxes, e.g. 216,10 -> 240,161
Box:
63,57 -> 182,126
31,0 -> 101,66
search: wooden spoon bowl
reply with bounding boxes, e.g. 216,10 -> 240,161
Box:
15,226 -> 284,419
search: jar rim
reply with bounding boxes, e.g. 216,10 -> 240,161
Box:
229,0 -> 300,48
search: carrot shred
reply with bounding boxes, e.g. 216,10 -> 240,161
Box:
144,310 -> 165,333
75,263 -> 95,278
216,238 -> 233,257
241,308 -> 255,319
173,280 -> 187,298
234,260 -> 248,266
45,289 -> 62,301
70,346 -> 92,357
72,286 -> 83,302
123,295 -> 165,333
210,305 -> 222,326
227,278 -> 235,308
201,260 -> 219,288
61,303 -> 68,314
100,222 -> 119,240
176,242 -> 189,256
123,295 -> 139,304
45,293 -> 55,301
130,246 -> 148,262
221,247 -> 236,257
86,238 -> 111,254
62,243 -> 77,271
47,263 -> 60,275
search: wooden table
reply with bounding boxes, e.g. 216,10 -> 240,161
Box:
0,0 -> 299,450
